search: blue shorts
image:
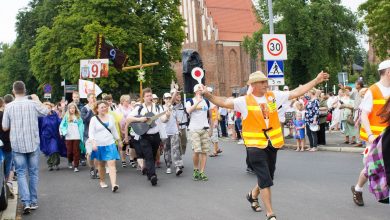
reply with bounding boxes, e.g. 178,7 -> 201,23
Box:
90,143 -> 120,161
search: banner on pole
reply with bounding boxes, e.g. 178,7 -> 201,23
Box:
78,79 -> 102,98
80,59 -> 109,79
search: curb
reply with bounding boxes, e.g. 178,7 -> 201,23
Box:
1,181 -> 18,220
283,144 -> 364,153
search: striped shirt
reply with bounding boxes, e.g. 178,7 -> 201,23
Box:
2,97 -> 49,153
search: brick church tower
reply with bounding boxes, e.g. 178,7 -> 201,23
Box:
173,0 -> 262,96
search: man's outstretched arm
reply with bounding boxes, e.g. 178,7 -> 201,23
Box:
201,86 -> 234,109
289,71 -> 329,100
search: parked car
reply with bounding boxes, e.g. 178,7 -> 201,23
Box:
0,149 -> 8,211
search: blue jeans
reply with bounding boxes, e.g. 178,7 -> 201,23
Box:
13,149 -> 40,206
1,150 -> 13,179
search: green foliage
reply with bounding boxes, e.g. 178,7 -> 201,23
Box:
245,0 -> 359,89
362,60 -> 379,86
29,0 -> 185,100
0,0 -> 185,101
359,0 -> 390,59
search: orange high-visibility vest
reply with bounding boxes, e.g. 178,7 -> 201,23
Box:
211,107 -> 219,121
360,84 -> 388,141
242,93 -> 284,148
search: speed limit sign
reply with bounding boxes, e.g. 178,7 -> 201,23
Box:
263,34 -> 287,60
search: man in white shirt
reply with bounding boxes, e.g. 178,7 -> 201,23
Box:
200,70 -> 329,220
351,60 -> 390,206
186,84 -> 213,181
126,88 -> 170,186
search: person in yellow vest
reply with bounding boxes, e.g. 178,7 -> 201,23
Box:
208,87 -> 223,157
351,59 -> 390,206
200,70 -> 329,220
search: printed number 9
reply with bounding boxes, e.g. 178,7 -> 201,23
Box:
91,64 -> 98,77
270,42 -> 281,52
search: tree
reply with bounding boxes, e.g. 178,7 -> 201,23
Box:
0,0 -> 63,96
359,0 -> 390,59
30,0 -> 185,100
244,0 -> 359,89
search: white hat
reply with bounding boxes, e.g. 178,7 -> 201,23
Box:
283,85 -> 289,90
163,93 -> 172,99
152,94 -> 158,99
193,84 -> 202,93
378,60 -> 390,71
247,71 -> 268,85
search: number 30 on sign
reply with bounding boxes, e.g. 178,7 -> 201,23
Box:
80,59 -> 109,79
262,34 -> 287,60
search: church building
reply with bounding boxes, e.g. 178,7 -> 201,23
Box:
173,0 -> 262,96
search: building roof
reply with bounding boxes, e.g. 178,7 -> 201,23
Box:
205,0 -> 261,42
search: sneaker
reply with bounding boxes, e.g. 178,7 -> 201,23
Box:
150,175 -> 158,186
121,161 -> 127,168
80,159 -> 87,166
199,172 -> 208,181
23,204 -> 31,215
68,163 -> 73,169
129,160 -> 137,168
237,139 -> 244,145
351,186 -> 364,206
246,167 -> 255,175
30,203 -> 38,210
166,168 -> 172,174
175,167 -> 183,176
90,168 -> 95,179
74,167 -> 79,172
48,166 -> 53,171
193,169 -> 200,181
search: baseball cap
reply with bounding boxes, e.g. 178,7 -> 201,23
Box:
193,84 -> 202,92
163,93 -> 172,99
152,94 -> 158,99
378,60 -> 390,71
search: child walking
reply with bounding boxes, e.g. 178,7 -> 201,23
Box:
293,112 -> 306,151
60,103 -> 85,172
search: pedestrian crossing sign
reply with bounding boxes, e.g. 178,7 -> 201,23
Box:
267,60 -> 284,78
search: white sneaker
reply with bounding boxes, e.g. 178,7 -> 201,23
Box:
166,168 -> 172,174
74,167 -> 79,172
237,139 -> 244,144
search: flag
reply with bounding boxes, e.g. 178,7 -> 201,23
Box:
96,34 -> 128,72
78,79 -> 102,98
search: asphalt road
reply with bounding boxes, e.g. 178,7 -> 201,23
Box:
23,139 -> 389,220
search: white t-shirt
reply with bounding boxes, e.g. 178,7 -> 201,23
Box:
185,98 -> 210,130
360,82 -> 390,114
66,121 -> 80,140
130,103 -> 163,135
162,105 -> 179,135
234,91 -> 290,127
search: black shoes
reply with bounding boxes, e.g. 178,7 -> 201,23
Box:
150,175 -> 158,186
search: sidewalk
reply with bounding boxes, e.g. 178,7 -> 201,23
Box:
0,181 -> 18,220
283,129 -> 365,153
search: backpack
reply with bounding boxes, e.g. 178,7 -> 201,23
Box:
186,98 -> 211,126
363,130 -> 389,204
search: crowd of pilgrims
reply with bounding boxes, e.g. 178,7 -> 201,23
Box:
33,87 -> 229,190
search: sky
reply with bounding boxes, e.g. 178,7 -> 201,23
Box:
0,0 -> 368,47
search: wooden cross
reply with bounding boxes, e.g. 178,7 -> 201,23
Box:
122,43 -> 159,98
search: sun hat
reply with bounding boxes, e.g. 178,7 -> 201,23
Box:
247,71 -> 268,85
378,60 -> 390,71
